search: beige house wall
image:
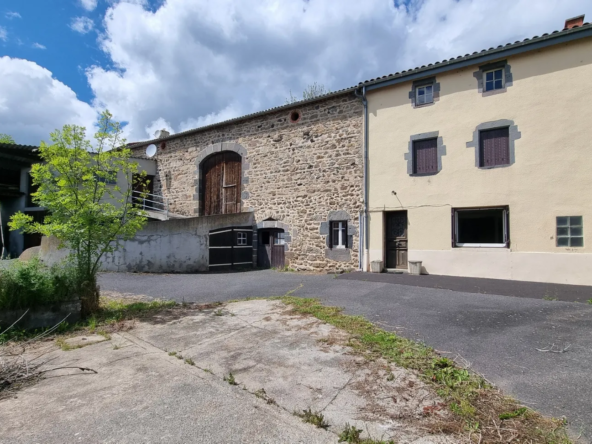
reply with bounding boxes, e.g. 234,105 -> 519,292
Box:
367,37 -> 592,285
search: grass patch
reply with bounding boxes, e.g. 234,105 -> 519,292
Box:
280,296 -> 571,443
184,358 -> 195,366
295,408 -> 329,429
587,299 -> 592,305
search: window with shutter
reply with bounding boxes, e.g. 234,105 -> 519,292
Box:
413,138 -> 438,174
479,127 -> 510,167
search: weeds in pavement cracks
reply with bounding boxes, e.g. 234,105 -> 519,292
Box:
338,423 -> 394,444
224,372 -> 237,385
280,296 -> 572,444
295,408 -> 329,429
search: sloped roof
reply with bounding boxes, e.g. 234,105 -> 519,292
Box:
0,143 -> 39,163
359,21 -> 592,90
130,21 -> 592,148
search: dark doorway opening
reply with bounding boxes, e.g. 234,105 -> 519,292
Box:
257,229 -> 285,269
385,211 -> 408,269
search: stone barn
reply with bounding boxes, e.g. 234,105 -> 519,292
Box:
119,89 -> 364,273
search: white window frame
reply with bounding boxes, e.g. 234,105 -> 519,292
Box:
454,207 -> 508,248
273,232 -> 285,245
415,84 -> 433,105
484,68 -> 505,92
236,232 -> 247,246
331,221 -> 347,249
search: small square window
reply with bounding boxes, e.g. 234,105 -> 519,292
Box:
236,232 -> 248,246
416,85 -> 433,105
273,232 -> 285,245
485,68 -> 504,92
556,216 -> 583,247
331,221 -> 347,248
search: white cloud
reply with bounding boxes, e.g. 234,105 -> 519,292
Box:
79,0 -> 98,12
70,16 -> 94,34
5,11 -> 21,19
32,42 -> 46,50
0,56 -> 97,145
86,0 -> 590,142
0,27 -> 7,42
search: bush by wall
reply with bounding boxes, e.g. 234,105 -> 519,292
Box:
0,259 -> 77,311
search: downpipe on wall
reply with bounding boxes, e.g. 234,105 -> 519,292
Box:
355,86 -> 369,272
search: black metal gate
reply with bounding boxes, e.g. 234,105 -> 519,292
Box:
209,227 -> 253,271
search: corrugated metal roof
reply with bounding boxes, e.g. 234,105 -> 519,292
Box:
129,21 -> 592,148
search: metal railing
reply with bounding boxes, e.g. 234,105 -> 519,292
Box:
131,190 -> 169,219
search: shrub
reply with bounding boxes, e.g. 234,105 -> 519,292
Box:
0,259 -> 77,311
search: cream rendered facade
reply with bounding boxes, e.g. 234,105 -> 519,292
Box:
366,37 -> 592,285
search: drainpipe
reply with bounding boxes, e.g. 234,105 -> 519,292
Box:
354,86 -> 369,271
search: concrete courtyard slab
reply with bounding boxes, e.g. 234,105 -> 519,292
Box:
0,300 -> 459,444
98,270 -> 592,439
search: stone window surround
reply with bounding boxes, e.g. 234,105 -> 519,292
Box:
404,131 -> 446,176
193,141 -> 250,216
319,210 -> 357,262
466,119 -> 521,169
473,60 -> 513,97
408,77 -> 441,108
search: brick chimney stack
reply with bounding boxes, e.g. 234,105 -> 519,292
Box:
565,14 -> 585,30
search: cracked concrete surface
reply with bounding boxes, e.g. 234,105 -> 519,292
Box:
0,300 -> 459,443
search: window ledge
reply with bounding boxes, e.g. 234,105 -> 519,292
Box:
456,243 -> 507,248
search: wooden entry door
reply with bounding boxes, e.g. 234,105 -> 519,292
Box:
385,211 -> 408,269
257,230 -> 285,269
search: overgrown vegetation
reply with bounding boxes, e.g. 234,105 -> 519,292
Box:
295,408 -> 329,429
9,111 -> 148,314
286,82 -> 331,104
0,258 -> 76,310
280,297 -> 571,443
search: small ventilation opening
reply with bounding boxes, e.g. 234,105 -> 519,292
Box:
289,111 -> 301,123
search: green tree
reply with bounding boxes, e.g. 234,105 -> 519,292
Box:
9,111 -> 148,313
286,82 -> 331,104
0,134 -> 16,144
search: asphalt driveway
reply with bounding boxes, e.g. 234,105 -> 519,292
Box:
99,270 -> 592,438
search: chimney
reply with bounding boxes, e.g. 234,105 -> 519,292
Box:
154,129 -> 170,139
565,14 -> 585,30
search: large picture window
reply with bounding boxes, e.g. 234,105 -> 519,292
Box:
453,207 -> 509,248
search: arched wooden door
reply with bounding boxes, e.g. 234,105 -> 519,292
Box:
202,152 -> 242,216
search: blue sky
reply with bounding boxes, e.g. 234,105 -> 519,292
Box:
0,0 -> 111,103
1,0 -> 590,145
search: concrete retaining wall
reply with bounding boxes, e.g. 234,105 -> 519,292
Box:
101,213 -> 254,273
0,299 -> 81,330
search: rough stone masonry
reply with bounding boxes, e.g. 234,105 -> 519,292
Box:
129,92 -> 364,272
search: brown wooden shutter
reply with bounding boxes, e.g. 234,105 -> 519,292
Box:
202,152 -> 241,216
480,128 -> 509,167
413,138 -> 438,174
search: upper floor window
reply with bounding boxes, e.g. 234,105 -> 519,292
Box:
413,138 -> 438,174
484,68 -> 504,91
557,216 -> 583,247
416,85 -> 433,105
479,127 -> 509,167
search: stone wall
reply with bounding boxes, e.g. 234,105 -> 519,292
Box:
130,92 -> 364,272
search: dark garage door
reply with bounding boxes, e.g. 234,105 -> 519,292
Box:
209,227 -> 253,271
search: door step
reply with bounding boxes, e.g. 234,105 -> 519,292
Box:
385,268 -> 408,274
